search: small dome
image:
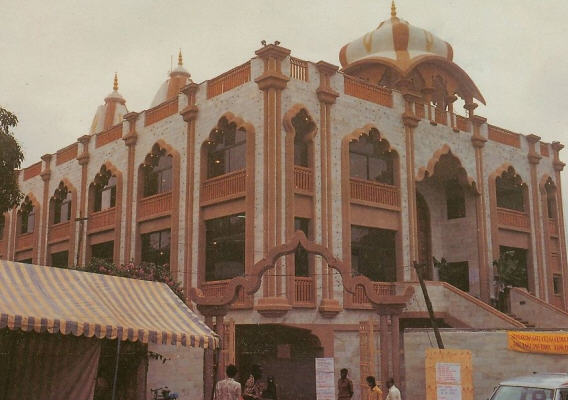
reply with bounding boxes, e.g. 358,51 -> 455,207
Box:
340,3 -> 453,73
150,50 -> 192,107
89,73 -> 128,135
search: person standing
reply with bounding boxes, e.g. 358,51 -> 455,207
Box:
385,378 -> 401,400
366,376 -> 383,400
214,364 -> 242,400
243,364 -> 264,400
338,368 -> 354,400
261,376 -> 278,400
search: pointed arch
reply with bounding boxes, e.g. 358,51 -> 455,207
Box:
416,144 -> 478,193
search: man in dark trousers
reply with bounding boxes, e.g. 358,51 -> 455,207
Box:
338,368 -> 354,400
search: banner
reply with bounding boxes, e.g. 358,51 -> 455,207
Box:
508,331 -> 568,354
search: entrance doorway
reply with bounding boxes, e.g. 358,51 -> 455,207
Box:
236,324 -> 323,400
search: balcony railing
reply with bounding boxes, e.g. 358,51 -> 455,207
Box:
16,232 -> 33,250
88,207 -> 116,232
23,161 -> 42,181
488,125 -> 521,148
138,192 -> 173,220
350,178 -> 400,209
207,62 -> 251,99
201,279 -> 246,306
344,75 -> 393,108
96,124 -> 123,148
496,207 -> 530,231
145,97 -> 179,126
455,115 -> 470,132
294,166 -> 313,193
549,218 -> 559,237
434,107 -> 447,125
352,282 -> 396,306
49,221 -> 71,243
201,170 -> 246,205
290,57 -> 308,81
294,277 -> 314,304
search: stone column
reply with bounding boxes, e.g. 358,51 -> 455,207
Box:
527,134 -> 545,298
76,135 -> 91,266
122,112 -> 139,263
181,83 -> 199,299
391,313 -> 401,384
551,142 -> 568,307
215,314 -> 225,382
40,154 -> 52,265
202,314 -> 214,400
315,61 -> 341,316
470,116 -> 490,302
379,314 -> 389,387
255,44 -> 291,312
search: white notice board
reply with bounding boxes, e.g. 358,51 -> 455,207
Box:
315,357 -> 336,400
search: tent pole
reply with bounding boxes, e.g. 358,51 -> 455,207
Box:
111,339 -> 121,400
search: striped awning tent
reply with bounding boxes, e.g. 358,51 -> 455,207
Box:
0,260 -> 219,349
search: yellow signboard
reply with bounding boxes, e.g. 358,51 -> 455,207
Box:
425,349 -> 473,400
508,331 -> 568,354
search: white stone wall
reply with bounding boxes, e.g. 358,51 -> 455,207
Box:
147,343 -> 204,400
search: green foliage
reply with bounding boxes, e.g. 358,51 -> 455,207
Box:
493,250 -> 526,288
82,258 -> 186,302
0,107 -> 24,214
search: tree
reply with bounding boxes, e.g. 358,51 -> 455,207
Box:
0,107 -> 24,213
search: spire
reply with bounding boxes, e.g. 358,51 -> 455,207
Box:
178,49 -> 183,66
113,72 -> 118,91
391,0 -> 397,17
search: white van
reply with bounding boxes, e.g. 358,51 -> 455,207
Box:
490,374 -> 568,400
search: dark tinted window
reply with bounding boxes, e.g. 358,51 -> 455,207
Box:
91,241 -> 114,263
294,217 -> 310,277
206,124 -> 247,179
438,261 -> 469,292
51,251 -> 69,268
349,132 -> 394,185
143,153 -> 173,197
446,179 -> 465,219
205,213 -> 245,281
141,229 -> 171,268
351,225 -> 396,282
496,168 -> 525,212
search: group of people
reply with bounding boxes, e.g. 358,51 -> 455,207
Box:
214,364 -> 401,400
338,368 -> 401,400
213,364 -> 277,400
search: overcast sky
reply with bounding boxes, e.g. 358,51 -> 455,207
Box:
2,0 -> 568,228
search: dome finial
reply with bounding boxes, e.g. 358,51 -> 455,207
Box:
391,0 -> 397,17
113,72 -> 118,91
178,49 -> 183,66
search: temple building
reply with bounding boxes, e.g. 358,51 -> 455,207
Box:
1,3 -> 567,399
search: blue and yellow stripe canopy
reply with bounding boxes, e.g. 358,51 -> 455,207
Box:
0,260 -> 219,349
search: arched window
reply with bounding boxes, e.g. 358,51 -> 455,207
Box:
349,129 -> 394,185
92,166 -> 117,212
545,178 -> 557,219
142,145 -> 173,197
496,167 -> 525,212
292,109 -> 314,167
206,118 -> 246,179
52,183 -> 72,224
445,178 -> 465,219
19,197 -> 35,234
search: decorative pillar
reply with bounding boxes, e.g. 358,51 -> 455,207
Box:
215,314 -> 225,382
198,305 -> 228,400
123,112 -> 139,263
401,91 -> 421,276
421,87 -> 434,122
379,314 -> 389,387
527,134 -> 545,298
180,83 -> 199,300
39,154 -> 52,265
551,142 -> 568,307
202,313 -> 214,400
446,95 -> 458,132
255,44 -> 292,313
315,61 -> 341,316
76,135 -> 91,266
470,116 -> 490,302
391,314 -> 401,385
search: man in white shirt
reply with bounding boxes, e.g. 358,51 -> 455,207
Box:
214,364 -> 242,400
386,378 -> 402,400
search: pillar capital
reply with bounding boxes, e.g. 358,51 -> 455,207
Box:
77,134 -> 91,145
180,105 -> 199,122
123,132 -> 137,147
77,153 -> 90,166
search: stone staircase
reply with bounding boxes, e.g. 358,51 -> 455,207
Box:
506,312 -> 536,328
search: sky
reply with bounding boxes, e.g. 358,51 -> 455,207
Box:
1,0 -> 568,227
